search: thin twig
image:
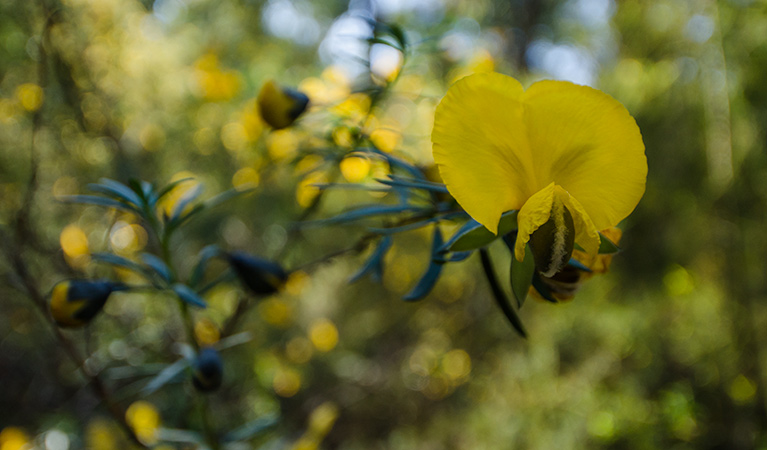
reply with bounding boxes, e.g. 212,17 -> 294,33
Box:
0,229 -> 149,448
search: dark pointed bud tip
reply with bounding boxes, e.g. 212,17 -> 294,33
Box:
226,251 -> 289,296
193,347 -> 223,392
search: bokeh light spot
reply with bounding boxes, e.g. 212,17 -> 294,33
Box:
15,83 -> 44,112
125,401 -> 160,444
309,318 -> 339,352
340,154 -> 370,182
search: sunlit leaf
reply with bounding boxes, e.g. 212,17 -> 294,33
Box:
510,243 -> 535,308
376,175 -> 449,194
59,195 -> 140,214
170,183 -> 204,222
443,210 -> 519,253
598,231 -> 620,254
88,178 -> 144,208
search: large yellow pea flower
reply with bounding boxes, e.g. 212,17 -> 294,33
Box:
432,73 -> 646,275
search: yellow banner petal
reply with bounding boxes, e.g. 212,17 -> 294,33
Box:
432,73 -> 535,234
514,182 -> 556,261
523,80 -> 646,230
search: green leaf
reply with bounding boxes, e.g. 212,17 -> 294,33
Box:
510,243 -> 535,308
376,176 -> 449,194
141,358 -> 189,395
140,253 -> 173,283
154,177 -> 195,204
88,178 -> 144,208
59,195 -> 140,214
170,183 -> 204,222
314,204 -> 425,226
367,218 -> 439,235
443,210 -> 519,253
403,227 -> 444,301
349,235 -> 392,283
171,283 -> 207,308
128,179 -> 154,201
598,231 -> 620,254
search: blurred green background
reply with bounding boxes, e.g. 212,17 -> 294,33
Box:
2,0 -> 767,448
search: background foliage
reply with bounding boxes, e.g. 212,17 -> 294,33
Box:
2,0 -> 767,448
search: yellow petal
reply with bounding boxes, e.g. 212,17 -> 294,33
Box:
556,186 -> 600,258
514,183 -> 555,261
515,184 -> 600,267
258,80 -> 309,129
523,80 -> 646,230
432,73 -> 534,234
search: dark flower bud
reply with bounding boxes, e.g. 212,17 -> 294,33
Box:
50,280 -> 126,328
193,347 -> 224,392
226,251 -> 288,296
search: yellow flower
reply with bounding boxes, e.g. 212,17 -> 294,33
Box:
432,73 -> 646,275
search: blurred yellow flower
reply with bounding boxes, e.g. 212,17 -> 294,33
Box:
0,427 -> 30,450
125,401 -> 160,444
194,53 -> 242,102
257,80 -> 309,129
432,73 -> 646,275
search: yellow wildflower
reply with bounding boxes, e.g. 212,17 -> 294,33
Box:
432,73 -> 646,276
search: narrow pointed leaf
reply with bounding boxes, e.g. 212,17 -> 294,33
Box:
141,358 -> 190,395
60,195 -> 140,214
349,235 -> 392,283
367,218 -> 439,235
88,178 -> 144,207
140,253 -> 173,283
403,227 -> 444,301
376,176 -> 449,194
172,283 -> 207,308
598,231 -> 620,254
479,249 -> 527,337
567,258 -> 592,272
433,250 -> 473,263
443,210 -> 519,253
315,204 -> 424,226
170,183 -> 204,222
155,177 -> 195,204
91,252 -> 152,278
510,243 -> 535,308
